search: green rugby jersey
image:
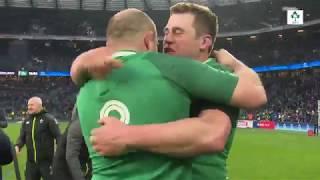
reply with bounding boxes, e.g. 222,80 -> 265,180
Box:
191,59 -> 240,180
76,51 -> 238,180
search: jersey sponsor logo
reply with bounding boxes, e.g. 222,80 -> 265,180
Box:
26,121 -> 30,125
40,119 -> 44,124
100,100 -> 130,124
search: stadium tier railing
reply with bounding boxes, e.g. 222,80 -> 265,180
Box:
1,19 -> 320,41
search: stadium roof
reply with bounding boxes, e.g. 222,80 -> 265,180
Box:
0,0 -> 262,10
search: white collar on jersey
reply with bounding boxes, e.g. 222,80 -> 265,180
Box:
112,50 -> 137,58
202,58 -> 215,64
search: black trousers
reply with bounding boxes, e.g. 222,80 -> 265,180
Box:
25,160 -> 52,180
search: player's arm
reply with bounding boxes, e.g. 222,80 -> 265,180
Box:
108,101 -> 237,157
70,52 -> 91,86
15,120 -> 26,153
213,49 -> 262,86
70,47 -> 122,86
46,114 -> 61,144
71,50 -> 266,108
123,109 -> 231,156
213,49 -> 266,109
149,53 -> 267,109
66,120 -> 86,180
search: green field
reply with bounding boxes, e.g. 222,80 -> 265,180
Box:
2,124 -> 320,180
2,123 -> 68,180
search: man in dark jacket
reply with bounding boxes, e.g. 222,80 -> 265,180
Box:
0,129 -> 13,180
15,96 -> 61,180
66,118 -> 91,180
0,108 -> 12,180
52,105 -> 91,180
0,109 -> 7,129
51,124 -> 73,180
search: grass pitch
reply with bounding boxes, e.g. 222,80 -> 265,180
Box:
2,124 -> 319,180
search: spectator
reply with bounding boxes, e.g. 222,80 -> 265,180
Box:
0,109 -> 12,180
15,97 -> 61,180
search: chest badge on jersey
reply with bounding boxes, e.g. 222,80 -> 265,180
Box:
100,100 -> 130,125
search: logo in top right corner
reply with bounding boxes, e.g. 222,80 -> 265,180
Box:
287,10 -> 304,25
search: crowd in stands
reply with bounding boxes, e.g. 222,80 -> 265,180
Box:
217,29 -> 320,67
0,29 -> 320,73
0,76 -> 77,121
241,69 -> 320,124
0,68 -> 319,124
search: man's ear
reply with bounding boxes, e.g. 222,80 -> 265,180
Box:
199,34 -> 213,52
144,31 -> 157,51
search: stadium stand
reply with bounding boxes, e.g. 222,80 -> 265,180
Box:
0,37 -> 319,123
0,76 -> 77,121
0,0 -> 319,123
242,69 -> 319,123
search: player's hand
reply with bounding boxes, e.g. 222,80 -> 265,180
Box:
71,47 -> 123,85
15,146 -> 21,155
90,117 -> 129,156
212,49 -> 239,71
87,55 -> 123,80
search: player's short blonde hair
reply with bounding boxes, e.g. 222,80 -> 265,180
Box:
106,8 -> 157,41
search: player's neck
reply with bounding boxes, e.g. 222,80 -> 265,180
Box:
196,53 -> 210,62
107,40 -> 143,53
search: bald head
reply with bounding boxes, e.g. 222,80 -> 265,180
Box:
106,8 -> 157,42
27,96 -> 43,115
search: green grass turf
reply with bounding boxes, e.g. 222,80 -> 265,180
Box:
2,122 -> 68,180
228,128 -> 320,180
2,124 -> 320,180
